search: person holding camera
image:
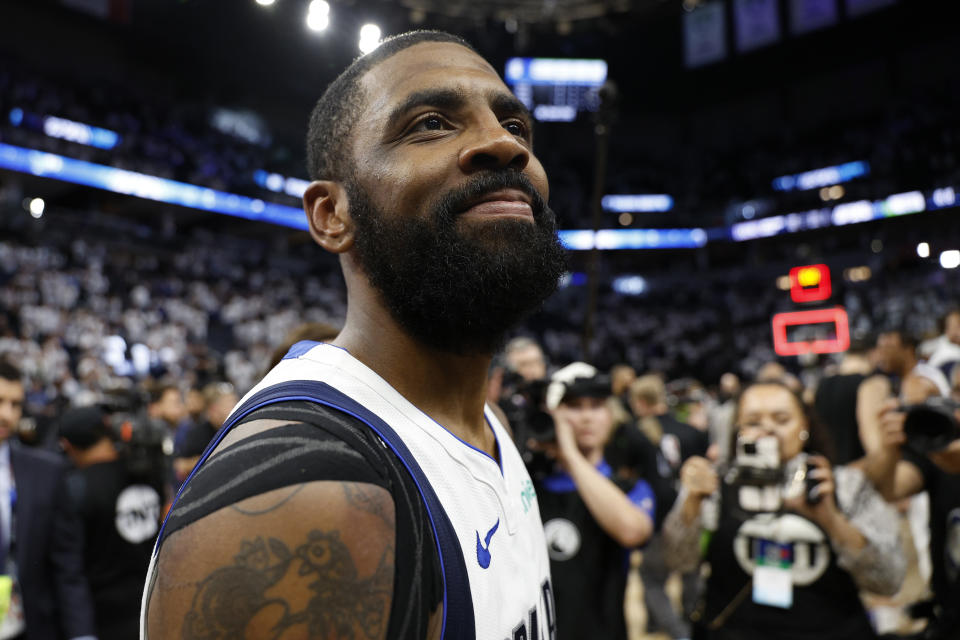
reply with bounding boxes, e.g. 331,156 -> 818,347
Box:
861,373 -> 960,638
532,363 -> 656,640
663,380 -> 905,640
59,405 -> 163,640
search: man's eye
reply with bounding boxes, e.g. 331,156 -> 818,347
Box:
504,121 -> 527,137
412,115 -> 446,132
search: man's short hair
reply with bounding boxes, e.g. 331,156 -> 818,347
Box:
629,374 -> 666,408
939,308 -> 960,333
202,382 -> 236,408
880,327 -> 918,350
146,381 -> 180,406
306,30 -> 477,183
504,336 -> 541,357
0,360 -> 21,384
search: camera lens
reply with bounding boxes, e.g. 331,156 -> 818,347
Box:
743,442 -> 757,455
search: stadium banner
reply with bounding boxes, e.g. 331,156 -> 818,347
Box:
684,1 -> 728,68
734,0 -> 782,52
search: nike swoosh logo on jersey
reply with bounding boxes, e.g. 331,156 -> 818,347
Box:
475,518 -> 500,569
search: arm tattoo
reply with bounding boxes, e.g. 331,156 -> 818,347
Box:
343,483 -> 397,530
183,528 -> 393,639
230,484 -> 306,516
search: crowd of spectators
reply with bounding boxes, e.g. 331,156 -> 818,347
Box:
2,205 -> 959,439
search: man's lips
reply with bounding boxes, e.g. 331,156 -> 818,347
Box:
460,189 -> 534,219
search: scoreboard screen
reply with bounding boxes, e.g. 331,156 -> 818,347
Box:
505,58 -> 608,123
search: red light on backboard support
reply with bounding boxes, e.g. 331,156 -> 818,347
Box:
772,307 -> 850,356
789,264 -> 832,303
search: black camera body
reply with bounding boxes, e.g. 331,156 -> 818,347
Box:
727,435 -> 823,513
99,389 -> 168,483
903,397 -> 960,453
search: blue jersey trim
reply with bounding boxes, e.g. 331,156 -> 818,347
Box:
281,339 -> 324,360
156,380 -> 476,640
281,340 -> 502,475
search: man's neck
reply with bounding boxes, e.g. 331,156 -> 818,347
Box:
334,301 -> 496,458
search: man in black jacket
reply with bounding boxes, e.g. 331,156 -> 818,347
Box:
0,359 -> 96,640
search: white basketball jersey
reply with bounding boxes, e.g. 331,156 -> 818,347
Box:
145,341 -> 555,640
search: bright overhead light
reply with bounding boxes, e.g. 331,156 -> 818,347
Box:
28,197 -> 45,218
941,250 -> 960,270
306,0 -> 330,31
306,11 -> 329,31
359,23 -> 381,53
917,242 -> 930,258
255,0 -> 275,6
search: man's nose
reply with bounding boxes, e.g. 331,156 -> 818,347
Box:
458,122 -> 529,173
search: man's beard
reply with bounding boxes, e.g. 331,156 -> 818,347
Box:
346,170 -> 567,356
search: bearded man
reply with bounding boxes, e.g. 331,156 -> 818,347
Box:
142,30 -> 567,640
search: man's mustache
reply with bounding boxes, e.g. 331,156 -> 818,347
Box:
434,170 -> 548,223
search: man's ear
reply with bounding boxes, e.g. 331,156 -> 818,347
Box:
304,180 -> 354,253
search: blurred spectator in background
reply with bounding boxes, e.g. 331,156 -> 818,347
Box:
172,381 -> 238,483
629,374 -> 708,640
533,363 -> 655,639
0,360 -> 96,640
876,328 -> 950,401
666,381 -> 904,640
926,308 -> 960,374
862,390 -> 960,639
145,382 -> 186,449
707,372 -> 740,467
814,342 -> 881,465
504,336 -> 549,383
610,364 -> 637,402
145,381 -> 185,498
59,405 -> 162,640
756,361 -> 803,393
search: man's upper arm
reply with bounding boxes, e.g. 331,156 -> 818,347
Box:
146,480 -> 395,640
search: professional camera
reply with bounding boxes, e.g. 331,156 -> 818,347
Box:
903,396 -> 960,453
503,364 -> 612,479
99,388 -> 168,483
726,435 -> 822,512
500,375 -> 556,443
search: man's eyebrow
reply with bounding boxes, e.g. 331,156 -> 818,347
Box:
384,87 -> 468,131
489,91 -> 533,125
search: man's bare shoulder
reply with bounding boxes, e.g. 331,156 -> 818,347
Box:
146,480 -> 395,640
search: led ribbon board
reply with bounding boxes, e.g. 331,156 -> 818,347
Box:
0,143 -> 308,230
772,307 -> 850,356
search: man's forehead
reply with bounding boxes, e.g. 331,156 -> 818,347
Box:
359,42 -> 506,119
0,378 -> 24,396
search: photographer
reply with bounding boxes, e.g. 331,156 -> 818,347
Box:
663,381 -> 904,640
862,387 -> 960,638
59,405 -> 163,640
532,363 -> 655,640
